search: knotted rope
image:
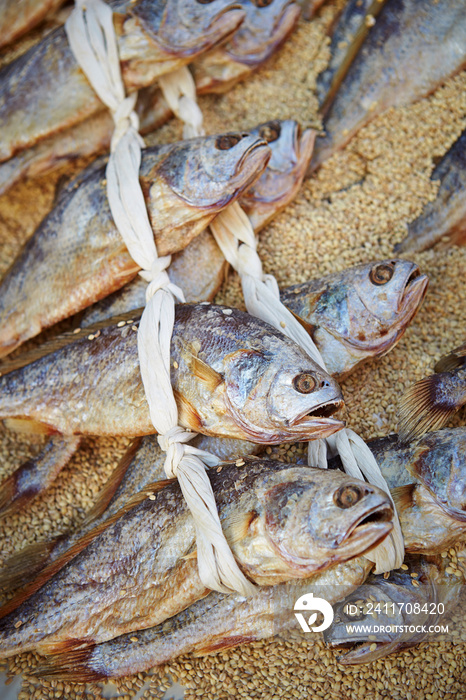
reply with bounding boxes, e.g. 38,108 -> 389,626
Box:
65,0 -> 255,596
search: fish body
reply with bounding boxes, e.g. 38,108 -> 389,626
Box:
280,259 -> 428,379
36,556 -> 374,680
192,0 -> 300,94
397,341 -> 466,440
309,0 -> 466,171
0,303 -> 344,442
0,0 -> 245,163
0,0 -> 65,49
395,129 -> 466,253
324,553 -> 463,663
0,133 -> 270,358
0,460 -> 392,657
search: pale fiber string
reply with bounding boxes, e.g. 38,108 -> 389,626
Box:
65,0 -> 255,596
159,70 -> 404,572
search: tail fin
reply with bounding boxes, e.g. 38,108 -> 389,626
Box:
34,644 -> 106,682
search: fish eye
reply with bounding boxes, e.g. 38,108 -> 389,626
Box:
215,134 -> 243,150
293,373 -> 316,394
369,262 -> 395,285
334,484 -> 364,509
259,122 -> 281,143
253,0 -> 274,6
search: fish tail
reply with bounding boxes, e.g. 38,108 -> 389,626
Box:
397,374 -> 460,441
0,437 -> 81,519
0,540 -> 56,595
34,645 -> 106,682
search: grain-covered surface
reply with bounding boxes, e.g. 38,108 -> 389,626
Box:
0,1 -> 466,697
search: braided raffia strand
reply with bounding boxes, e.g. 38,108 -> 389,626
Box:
65,0 -> 256,596
209,204 -> 404,573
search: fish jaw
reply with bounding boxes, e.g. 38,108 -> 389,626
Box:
131,0 -> 246,57
241,121 -> 316,231
225,0 -> 301,67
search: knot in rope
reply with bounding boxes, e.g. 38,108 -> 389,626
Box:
158,426 -> 196,479
111,94 -> 140,150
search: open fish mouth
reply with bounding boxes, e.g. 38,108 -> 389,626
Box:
398,266 -> 429,314
289,398 -> 346,434
342,502 -> 394,548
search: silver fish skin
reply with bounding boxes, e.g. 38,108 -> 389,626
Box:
280,259 -> 428,379
35,556 -> 374,681
0,0 -> 245,163
333,428 -> 466,555
0,461 -> 392,657
0,0 -> 65,49
192,0 -> 301,95
315,0 -> 387,111
309,0 -> 466,172
324,553 -> 464,663
395,128 -> 466,254
0,133 -> 270,359
0,303 -> 344,442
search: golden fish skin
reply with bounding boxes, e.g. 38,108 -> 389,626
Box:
281,259 -> 428,380
395,128 -> 466,253
0,303 -> 344,441
0,133 -> 270,358
35,557 -> 374,681
0,460 -> 392,658
309,0 -> 466,171
335,428 -> 466,555
0,0 -> 245,163
0,84 -> 171,198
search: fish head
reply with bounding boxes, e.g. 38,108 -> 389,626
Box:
222,335 -> 345,443
156,132 -> 271,209
324,558 -> 438,663
240,120 -> 316,230
144,133 -> 271,250
225,0 -> 301,66
131,0 -> 246,56
407,428 -> 466,523
283,259 -> 428,377
342,259 -> 428,353
261,468 -> 393,573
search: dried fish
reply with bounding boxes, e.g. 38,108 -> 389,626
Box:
0,133 -> 270,359
309,0 -> 466,171
0,460 -> 392,658
0,0 -> 245,163
395,128 -> 466,253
